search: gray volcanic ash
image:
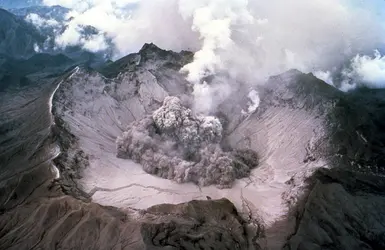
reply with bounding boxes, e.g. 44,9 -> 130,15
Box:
1,0 -> 385,248
2,42 -> 385,250
47,45 -> 338,248
116,96 -> 258,188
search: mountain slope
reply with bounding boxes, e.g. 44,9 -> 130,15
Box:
0,52 -> 74,91
284,87 -> 385,249
9,5 -> 69,21
0,8 -> 45,58
0,0 -> 41,9
0,7 -> 109,67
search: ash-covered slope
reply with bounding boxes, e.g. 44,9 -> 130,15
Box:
50,44 -> 331,248
0,47 -> 255,250
50,44 -> 385,249
1,43 -> 385,250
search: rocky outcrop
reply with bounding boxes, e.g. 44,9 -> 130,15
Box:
141,198 -> 250,250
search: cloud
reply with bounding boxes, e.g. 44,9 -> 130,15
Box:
33,43 -> 41,53
175,0 -> 384,112
43,0 -> 140,11
25,13 -> 60,29
40,0 -> 385,67
41,0 -> 137,54
315,51 -> 385,91
54,22 -> 81,47
345,50 -> 385,88
42,0 -> 196,56
81,34 -> 108,52
339,80 -> 357,92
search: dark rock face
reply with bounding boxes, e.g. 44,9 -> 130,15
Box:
283,87 -> 385,250
141,199 -> 250,250
0,185 -> 251,250
0,8 -> 45,58
52,115 -> 91,201
285,168 -> 385,250
327,88 -> 385,175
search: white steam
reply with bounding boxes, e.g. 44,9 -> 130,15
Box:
314,71 -> 334,86
55,21 -> 109,52
317,50 -> 385,92
41,0 -> 385,65
42,0 -> 196,56
40,0 -> 385,105
179,0 -> 253,83
344,50 -> 385,88
242,89 -> 260,115
33,43 -> 41,53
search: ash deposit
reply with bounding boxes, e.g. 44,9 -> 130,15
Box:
117,96 -> 259,188
2,0 -> 385,248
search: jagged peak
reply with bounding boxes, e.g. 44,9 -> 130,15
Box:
138,42 -> 193,63
98,43 -> 193,78
139,43 -> 164,54
267,69 -> 341,95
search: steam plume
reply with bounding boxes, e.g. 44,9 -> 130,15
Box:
41,0 -> 385,105
344,50 -> 385,89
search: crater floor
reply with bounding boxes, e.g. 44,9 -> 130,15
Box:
52,48 -> 332,248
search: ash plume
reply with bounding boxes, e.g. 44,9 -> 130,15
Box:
116,96 -> 258,188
